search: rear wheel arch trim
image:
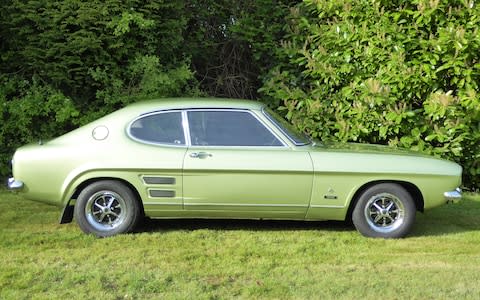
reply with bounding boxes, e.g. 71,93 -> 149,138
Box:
59,177 -> 144,224
346,180 -> 424,222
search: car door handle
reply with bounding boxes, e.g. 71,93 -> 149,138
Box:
189,152 -> 212,159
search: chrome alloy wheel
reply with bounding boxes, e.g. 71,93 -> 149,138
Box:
85,191 -> 127,232
364,192 -> 405,233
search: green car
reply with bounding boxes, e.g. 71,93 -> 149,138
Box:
7,98 -> 462,238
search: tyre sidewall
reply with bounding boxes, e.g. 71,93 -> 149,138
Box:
352,183 -> 416,238
74,180 -> 140,237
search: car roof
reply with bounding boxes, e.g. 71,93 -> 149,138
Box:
51,98 -> 267,144
125,98 -> 265,113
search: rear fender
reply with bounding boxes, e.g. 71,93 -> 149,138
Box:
58,171 -> 146,224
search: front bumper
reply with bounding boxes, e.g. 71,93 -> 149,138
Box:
444,188 -> 462,204
7,177 -> 24,191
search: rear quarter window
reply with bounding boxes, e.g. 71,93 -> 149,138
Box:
129,111 -> 185,145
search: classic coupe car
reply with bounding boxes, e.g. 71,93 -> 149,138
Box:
8,98 -> 462,238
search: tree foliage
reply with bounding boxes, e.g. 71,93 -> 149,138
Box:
0,0 -> 295,177
261,0 -> 480,189
0,0 -> 193,107
0,0 -> 195,174
184,0 -> 297,99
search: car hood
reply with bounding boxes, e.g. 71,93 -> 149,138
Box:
305,141 -> 462,176
310,141 -> 431,157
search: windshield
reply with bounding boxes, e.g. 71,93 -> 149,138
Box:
262,107 -> 311,146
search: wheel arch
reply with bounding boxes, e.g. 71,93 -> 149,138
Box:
345,180 -> 424,222
59,177 -> 144,224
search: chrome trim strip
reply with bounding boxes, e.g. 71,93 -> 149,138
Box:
444,188 -> 462,203
127,107 -> 289,148
184,203 -> 308,208
309,205 -> 345,209
7,177 -> 24,190
182,110 -> 192,147
143,202 -> 181,206
248,110 -> 288,147
262,106 -> 310,146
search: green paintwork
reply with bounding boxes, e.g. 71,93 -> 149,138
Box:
10,98 -> 462,222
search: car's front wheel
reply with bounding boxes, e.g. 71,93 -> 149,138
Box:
352,183 -> 416,238
74,180 -> 142,237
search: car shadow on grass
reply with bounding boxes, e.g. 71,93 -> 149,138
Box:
136,218 -> 355,234
135,198 -> 480,237
409,198 -> 480,237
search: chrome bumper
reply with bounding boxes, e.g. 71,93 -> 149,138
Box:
444,188 -> 462,204
7,177 -> 24,191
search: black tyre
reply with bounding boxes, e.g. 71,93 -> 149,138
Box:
352,183 -> 416,238
74,180 -> 142,237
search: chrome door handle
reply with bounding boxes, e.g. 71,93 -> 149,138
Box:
189,152 -> 212,159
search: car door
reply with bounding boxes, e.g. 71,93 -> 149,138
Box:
182,109 -> 313,219
128,110 -> 187,212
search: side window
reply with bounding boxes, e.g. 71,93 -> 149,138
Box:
188,110 -> 283,146
129,111 -> 185,145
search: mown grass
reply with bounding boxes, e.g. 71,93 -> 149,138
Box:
1,190 -> 480,299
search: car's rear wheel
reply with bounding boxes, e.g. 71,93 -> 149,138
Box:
74,180 -> 141,237
352,183 -> 416,238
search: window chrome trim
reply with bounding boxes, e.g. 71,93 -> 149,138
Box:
127,110 -> 187,148
262,107 -> 310,146
181,110 -> 192,147
185,108 -> 288,148
127,108 -> 290,148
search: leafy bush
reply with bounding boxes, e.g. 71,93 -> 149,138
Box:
261,0 -> 480,189
86,55 -> 195,123
0,77 -> 79,176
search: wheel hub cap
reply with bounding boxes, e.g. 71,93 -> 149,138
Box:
364,192 -> 405,233
85,191 -> 127,232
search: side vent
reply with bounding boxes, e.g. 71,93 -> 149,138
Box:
143,177 -> 175,185
149,190 -> 175,198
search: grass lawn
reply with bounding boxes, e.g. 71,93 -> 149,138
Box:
1,190 -> 480,299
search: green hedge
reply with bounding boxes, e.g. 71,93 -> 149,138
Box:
260,0 -> 480,189
0,0 -> 292,177
0,0 -> 195,176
